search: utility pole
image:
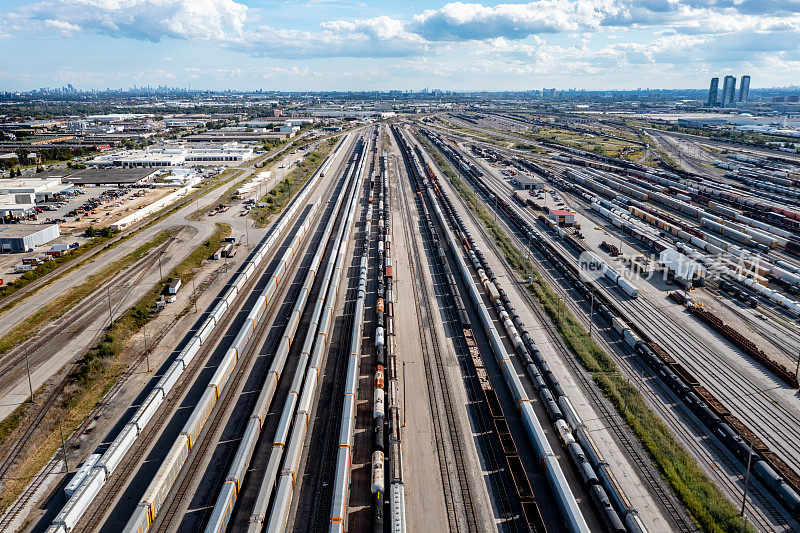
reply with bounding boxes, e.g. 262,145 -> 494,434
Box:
106,286 -> 113,324
589,290 -> 595,337
741,439 -> 754,530
626,377 -> 631,408
24,351 -> 33,403
402,361 -> 407,428
525,231 -> 532,281
192,274 -> 198,313
59,418 -> 68,472
142,322 -> 150,372
795,350 -> 800,381
158,251 -> 164,282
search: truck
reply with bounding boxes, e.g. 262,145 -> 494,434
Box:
221,243 -> 236,258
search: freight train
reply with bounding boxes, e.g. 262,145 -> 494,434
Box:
418,128 -> 648,533
419,128 -> 800,520
46,136 -> 352,533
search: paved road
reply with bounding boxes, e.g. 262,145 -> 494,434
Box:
0,142 -> 311,423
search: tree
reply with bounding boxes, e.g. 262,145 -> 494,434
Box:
16,148 -> 30,163
0,155 -> 17,169
36,166 -> 44,173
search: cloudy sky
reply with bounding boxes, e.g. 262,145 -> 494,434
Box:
1,0 -> 798,91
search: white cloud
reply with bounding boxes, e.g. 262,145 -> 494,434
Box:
20,0 -> 248,41
409,1 -> 623,41
231,16 -> 429,58
43,19 -> 83,36
4,0 -> 800,86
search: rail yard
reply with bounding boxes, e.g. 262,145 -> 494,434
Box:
2,105 -> 800,533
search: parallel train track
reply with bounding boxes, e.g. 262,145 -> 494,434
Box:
0,242 -> 222,532
455,143 -> 793,530
396,155 -> 480,533
74,187 -> 337,532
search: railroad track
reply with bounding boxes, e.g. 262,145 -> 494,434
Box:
397,139 -> 530,531
518,212 -> 791,531
159,169 -> 349,532
492,235 -> 695,532
0,236 -> 178,485
153,246 -> 313,532
477,151 -> 800,473
0,257 -> 221,532
293,141 -> 366,533
423,138 -> 694,526
153,137 -> 362,532
567,242 -> 800,476
396,151 -> 484,533
73,217 -> 315,532
304,298 -> 355,533
462,159 -> 793,530
0,234 -> 178,396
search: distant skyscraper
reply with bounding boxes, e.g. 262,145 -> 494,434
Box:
707,77 -> 719,107
738,75 -> 751,102
722,75 -> 736,107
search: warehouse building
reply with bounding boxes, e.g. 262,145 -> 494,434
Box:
59,168 -> 159,186
0,194 -> 35,218
512,174 -> 545,190
548,209 -> 575,226
0,178 -> 64,202
88,142 -> 254,167
659,248 -> 707,283
87,148 -> 185,167
0,224 -> 60,253
184,144 -> 255,163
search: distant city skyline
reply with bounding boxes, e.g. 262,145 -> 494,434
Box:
1,0 -> 799,92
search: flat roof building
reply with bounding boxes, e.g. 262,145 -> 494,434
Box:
0,224 -> 60,252
0,177 -> 64,202
87,142 -> 254,167
512,174 -> 544,190
0,194 -> 35,217
59,168 -> 159,186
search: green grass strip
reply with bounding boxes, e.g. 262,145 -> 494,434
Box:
249,136 -> 339,227
416,130 -> 752,533
0,223 -> 231,512
0,230 -> 172,358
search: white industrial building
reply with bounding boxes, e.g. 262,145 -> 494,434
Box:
0,178 -> 65,216
278,125 -> 301,135
0,194 -> 34,217
87,142 -> 254,167
0,224 -> 60,252
0,177 -> 65,202
512,175 -> 544,190
659,248 -> 707,282
184,143 -> 254,163
86,148 -> 184,167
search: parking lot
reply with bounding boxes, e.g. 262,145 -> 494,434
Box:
0,185 -> 183,284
